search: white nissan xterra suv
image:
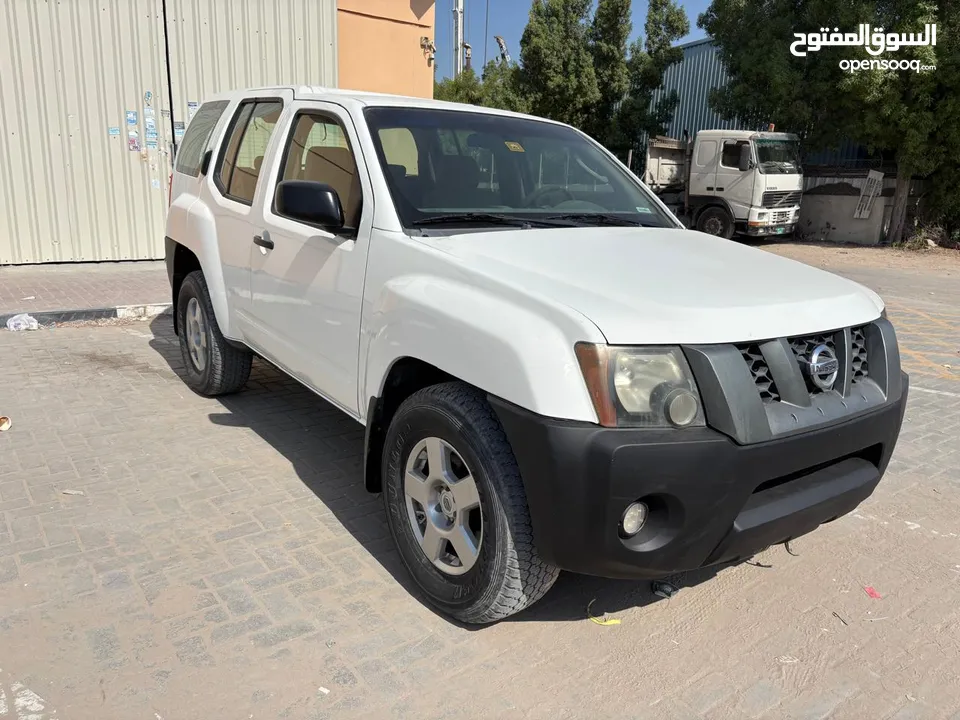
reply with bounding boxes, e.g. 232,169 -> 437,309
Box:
164,86 -> 908,624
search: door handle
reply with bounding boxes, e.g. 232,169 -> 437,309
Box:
253,234 -> 274,250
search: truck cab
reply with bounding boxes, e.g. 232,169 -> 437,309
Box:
645,129 -> 803,239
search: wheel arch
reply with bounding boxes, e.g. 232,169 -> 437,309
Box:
689,196 -> 736,225
363,357 -> 458,493
167,238 -> 202,335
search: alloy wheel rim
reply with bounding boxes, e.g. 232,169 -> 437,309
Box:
403,436 -> 483,576
185,297 -> 208,372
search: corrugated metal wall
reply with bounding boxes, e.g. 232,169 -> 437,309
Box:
649,39 -> 747,140
165,0 -> 337,128
0,0 -> 337,266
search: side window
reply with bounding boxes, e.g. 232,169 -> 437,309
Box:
696,139 -> 717,168
175,100 -> 229,176
721,140 -> 746,169
278,113 -> 362,229
215,100 -> 283,204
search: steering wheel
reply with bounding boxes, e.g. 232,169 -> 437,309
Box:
523,184 -> 576,208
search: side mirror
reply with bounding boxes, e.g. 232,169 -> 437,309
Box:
199,149 -> 213,176
275,180 -> 344,230
738,144 -> 751,172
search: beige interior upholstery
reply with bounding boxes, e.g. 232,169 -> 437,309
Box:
304,146 -> 362,227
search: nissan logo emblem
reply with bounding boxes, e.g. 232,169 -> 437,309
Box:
802,344 -> 839,391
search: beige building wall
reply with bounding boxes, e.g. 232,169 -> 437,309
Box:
338,0 -> 436,99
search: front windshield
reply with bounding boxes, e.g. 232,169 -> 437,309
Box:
754,139 -> 801,174
363,106 -> 678,230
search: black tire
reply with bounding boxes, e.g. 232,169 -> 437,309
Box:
696,206 -> 735,239
382,382 -> 559,624
176,270 -> 252,397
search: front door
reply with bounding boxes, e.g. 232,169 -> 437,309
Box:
714,138 -> 755,220
245,103 -> 372,416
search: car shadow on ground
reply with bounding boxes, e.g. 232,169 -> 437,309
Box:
146,314 -> 758,626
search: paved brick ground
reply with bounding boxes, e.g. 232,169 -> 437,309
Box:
0,254 -> 959,719
0,261 -> 168,316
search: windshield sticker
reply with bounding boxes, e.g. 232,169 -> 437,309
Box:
635,206 -> 653,214
504,141 -> 525,153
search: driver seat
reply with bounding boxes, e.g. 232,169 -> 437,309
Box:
423,155 -> 483,209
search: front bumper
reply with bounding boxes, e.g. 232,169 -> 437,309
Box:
746,222 -> 796,237
490,372 -> 908,580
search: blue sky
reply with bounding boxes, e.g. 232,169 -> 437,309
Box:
434,0 -> 711,80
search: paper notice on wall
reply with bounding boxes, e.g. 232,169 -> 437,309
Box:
174,121 -> 186,139
126,110 -> 138,126
187,101 -> 199,121
108,126 -> 121,137
128,130 -> 140,151
854,170 -> 884,219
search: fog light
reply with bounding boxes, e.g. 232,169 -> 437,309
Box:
663,388 -> 699,427
620,502 -> 648,537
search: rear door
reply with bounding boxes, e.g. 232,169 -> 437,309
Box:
202,92 -> 293,332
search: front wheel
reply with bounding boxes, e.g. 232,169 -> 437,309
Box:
382,382 -> 559,624
696,206 -> 735,239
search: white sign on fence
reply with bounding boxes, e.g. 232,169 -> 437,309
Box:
854,169 -> 884,219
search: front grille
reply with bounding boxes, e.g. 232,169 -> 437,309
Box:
761,190 -> 802,208
851,326 -> 868,380
739,344 -> 780,402
773,209 -> 792,223
738,324 -> 872,404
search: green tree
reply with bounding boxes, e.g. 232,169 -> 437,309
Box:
518,0 -> 601,127
697,0 -> 863,147
611,0 -> 689,156
480,60 -> 531,114
927,0 -> 960,234
838,1 -> 941,243
433,68 -> 485,106
587,0 -> 633,145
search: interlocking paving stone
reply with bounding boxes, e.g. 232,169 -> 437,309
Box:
0,252 -> 958,718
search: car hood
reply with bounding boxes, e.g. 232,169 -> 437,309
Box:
417,227 -> 884,345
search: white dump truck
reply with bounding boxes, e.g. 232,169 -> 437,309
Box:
644,129 -> 803,239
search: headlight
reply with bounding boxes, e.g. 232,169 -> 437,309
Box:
757,212 -> 768,221
575,344 -> 705,428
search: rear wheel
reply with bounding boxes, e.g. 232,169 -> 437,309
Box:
176,270 -> 252,397
696,206 -> 735,239
382,382 -> 559,624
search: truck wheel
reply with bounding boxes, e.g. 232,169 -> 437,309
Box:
176,270 -> 252,397
382,382 -> 559,624
696,206 -> 735,239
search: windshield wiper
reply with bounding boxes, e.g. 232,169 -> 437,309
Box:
544,212 -> 657,227
410,212 -> 570,228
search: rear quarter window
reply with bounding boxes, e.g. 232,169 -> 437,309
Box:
175,100 -> 230,177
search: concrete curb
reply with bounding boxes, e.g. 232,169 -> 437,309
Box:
1,303 -> 172,328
